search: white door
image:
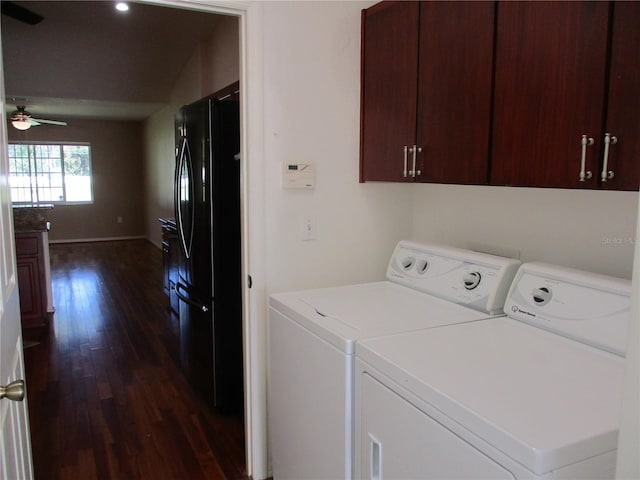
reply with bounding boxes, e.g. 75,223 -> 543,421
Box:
0,26 -> 34,480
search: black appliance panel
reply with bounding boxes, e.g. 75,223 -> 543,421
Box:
173,97 -> 243,414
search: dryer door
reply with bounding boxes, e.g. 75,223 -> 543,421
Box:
359,374 -> 516,479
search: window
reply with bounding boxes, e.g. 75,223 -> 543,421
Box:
8,143 -> 93,205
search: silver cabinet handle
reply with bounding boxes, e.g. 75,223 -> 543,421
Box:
403,146 -> 408,178
601,133 -> 618,182
579,135 -> 594,181
0,380 -> 25,402
409,145 -> 422,178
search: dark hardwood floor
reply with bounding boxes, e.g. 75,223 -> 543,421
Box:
23,240 -> 247,480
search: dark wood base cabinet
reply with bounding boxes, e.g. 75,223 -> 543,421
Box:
15,232 -> 49,328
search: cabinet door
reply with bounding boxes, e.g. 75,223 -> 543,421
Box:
16,256 -> 44,324
601,2 -> 640,191
360,1 -> 419,182
491,1 -> 609,188
416,1 -> 494,184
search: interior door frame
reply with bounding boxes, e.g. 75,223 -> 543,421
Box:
139,1 -> 268,478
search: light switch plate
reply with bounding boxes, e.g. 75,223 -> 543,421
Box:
301,215 -> 316,241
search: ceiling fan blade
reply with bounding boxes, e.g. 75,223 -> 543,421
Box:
1,1 -> 44,25
30,118 -> 67,126
27,118 -> 40,126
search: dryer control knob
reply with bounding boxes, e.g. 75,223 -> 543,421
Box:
463,272 -> 481,290
532,287 -> 552,306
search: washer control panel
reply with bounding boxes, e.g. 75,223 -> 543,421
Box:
387,241 -> 521,315
505,262 -> 631,355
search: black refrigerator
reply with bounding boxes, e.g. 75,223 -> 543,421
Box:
174,97 -> 243,414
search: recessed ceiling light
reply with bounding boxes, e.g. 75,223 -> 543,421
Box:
115,2 -> 129,12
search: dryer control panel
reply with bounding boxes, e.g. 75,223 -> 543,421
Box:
505,262 -> 631,355
387,241 -> 521,315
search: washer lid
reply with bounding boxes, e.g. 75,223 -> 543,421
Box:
357,318 -> 625,475
269,282 -> 490,354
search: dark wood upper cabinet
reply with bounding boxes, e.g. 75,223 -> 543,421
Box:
601,2 -> 640,191
360,1 -> 419,182
416,1 -> 494,184
491,1 -> 609,188
491,1 -> 640,191
361,0 -> 639,191
360,1 -> 494,184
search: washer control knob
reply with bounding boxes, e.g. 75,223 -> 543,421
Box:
416,259 -> 429,274
463,272 -> 481,290
532,287 -> 552,306
401,256 -> 415,271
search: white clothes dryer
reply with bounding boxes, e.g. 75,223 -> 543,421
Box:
355,262 -> 631,479
268,241 -> 521,480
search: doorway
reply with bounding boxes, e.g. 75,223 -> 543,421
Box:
1,1 -> 254,477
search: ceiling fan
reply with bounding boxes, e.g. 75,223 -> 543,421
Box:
10,106 -> 67,130
1,1 -> 43,25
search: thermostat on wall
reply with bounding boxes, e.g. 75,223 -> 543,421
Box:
283,162 -> 315,189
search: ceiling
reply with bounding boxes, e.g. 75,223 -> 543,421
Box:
1,1 -> 225,121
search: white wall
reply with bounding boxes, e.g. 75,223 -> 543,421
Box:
411,184 -> 638,278
262,1 -> 410,294
616,194 -> 640,478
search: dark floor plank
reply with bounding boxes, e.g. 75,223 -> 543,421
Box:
24,240 -> 247,480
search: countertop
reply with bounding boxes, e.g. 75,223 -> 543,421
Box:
159,217 -> 176,226
13,206 -> 53,232
159,217 -> 177,232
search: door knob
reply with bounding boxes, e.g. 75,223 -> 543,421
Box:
0,380 -> 25,402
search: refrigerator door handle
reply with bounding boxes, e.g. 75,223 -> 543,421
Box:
175,282 -> 209,313
174,138 -> 186,256
174,137 -> 194,259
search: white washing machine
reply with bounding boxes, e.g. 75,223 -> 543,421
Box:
268,241 -> 521,479
355,262 -> 631,479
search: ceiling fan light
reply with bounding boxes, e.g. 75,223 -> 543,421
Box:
11,120 -> 31,130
